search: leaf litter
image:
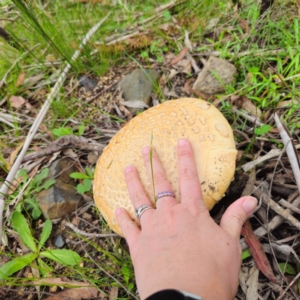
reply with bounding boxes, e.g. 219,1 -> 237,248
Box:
1,0 -> 300,299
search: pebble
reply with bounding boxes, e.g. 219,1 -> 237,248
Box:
54,235 -> 65,248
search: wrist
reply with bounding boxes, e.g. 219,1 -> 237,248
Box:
144,289 -> 202,300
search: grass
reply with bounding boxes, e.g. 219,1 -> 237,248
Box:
1,0 -> 300,298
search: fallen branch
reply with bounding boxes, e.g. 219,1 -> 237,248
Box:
62,221 -> 118,238
22,135 -> 104,162
279,199 -> 300,215
0,13 -> 111,243
241,144 -> 300,172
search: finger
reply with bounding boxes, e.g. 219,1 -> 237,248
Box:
177,138 -> 205,210
124,165 -> 154,224
142,146 -> 177,209
115,207 -> 140,245
220,196 -> 257,240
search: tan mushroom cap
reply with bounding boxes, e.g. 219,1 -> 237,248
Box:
93,98 -> 237,236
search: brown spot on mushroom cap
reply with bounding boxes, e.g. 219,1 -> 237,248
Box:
93,98 -> 237,236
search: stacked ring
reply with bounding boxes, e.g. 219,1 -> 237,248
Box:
135,205 -> 153,219
156,191 -> 176,201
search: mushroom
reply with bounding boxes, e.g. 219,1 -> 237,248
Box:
93,98 -> 237,236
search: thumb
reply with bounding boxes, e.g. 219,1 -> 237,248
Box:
220,196 -> 257,240
115,207 -> 140,245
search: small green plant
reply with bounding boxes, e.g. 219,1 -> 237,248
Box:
0,211 -> 81,279
70,166 -> 93,195
254,124 -> 272,136
16,168 -> 56,219
52,124 -> 85,138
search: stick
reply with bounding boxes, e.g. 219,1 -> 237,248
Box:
22,135 -> 104,163
252,189 -> 300,230
241,195 -> 300,250
62,221 -> 118,238
241,144 -> 300,172
274,113 -> 300,195
0,13 -> 111,243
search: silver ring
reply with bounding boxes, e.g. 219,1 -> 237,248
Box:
135,205 -> 153,219
156,191 -> 175,201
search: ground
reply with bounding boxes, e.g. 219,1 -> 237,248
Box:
1,0 -> 300,299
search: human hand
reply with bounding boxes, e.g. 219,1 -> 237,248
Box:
115,138 -> 257,300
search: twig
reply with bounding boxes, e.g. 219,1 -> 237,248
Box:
233,107 -> 264,127
241,195 -> 300,250
22,135 -> 104,162
241,144 -> 300,172
276,272 -> 300,300
62,221 -> 118,238
252,188 -> 300,230
279,199 -> 300,215
274,113 -> 300,195
0,13 -> 111,243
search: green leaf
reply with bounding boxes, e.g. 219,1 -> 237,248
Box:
11,211 -> 37,252
278,263 -> 296,275
52,127 -> 73,138
35,179 -> 56,192
83,179 -> 91,190
85,166 -> 93,178
33,168 -> 49,187
70,172 -> 90,179
37,258 -> 53,277
24,197 -> 42,220
39,219 -> 52,251
242,249 -> 251,260
0,253 -> 38,279
77,124 -> 85,136
40,249 -> 81,266
254,124 -> 271,136
76,184 -> 87,194
17,169 -> 28,183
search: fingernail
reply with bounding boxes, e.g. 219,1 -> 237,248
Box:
125,165 -> 134,174
142,147 -> 150,155
115,207 -> 122,216
178,138 -> 187,146
242,197 -> 258,214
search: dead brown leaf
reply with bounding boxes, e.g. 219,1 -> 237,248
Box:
15,70 -> 25,87
296,0 -> 300,14
169,47 -> 189,66
9,95 -> 26,109
231,95 -> 261,119
44,287 -> 100,300
8,141 -> 24,170
109,286 -> 118,300
238,19 -> 249,33
241,220 -> 277,283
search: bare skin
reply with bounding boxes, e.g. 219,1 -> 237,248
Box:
115,138 -> 257,300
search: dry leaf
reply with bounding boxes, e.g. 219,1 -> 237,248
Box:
232,95 -> 262,119
241,220 -> 277,283
9,95 -> 26,108
109,286 -> 118,300
9,141 -> 24,170
44,287 -> 100,300
296,0 -> 300,14
239,19 -> 249,33
15,70 -> 25,87
169,47 -> 189,66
